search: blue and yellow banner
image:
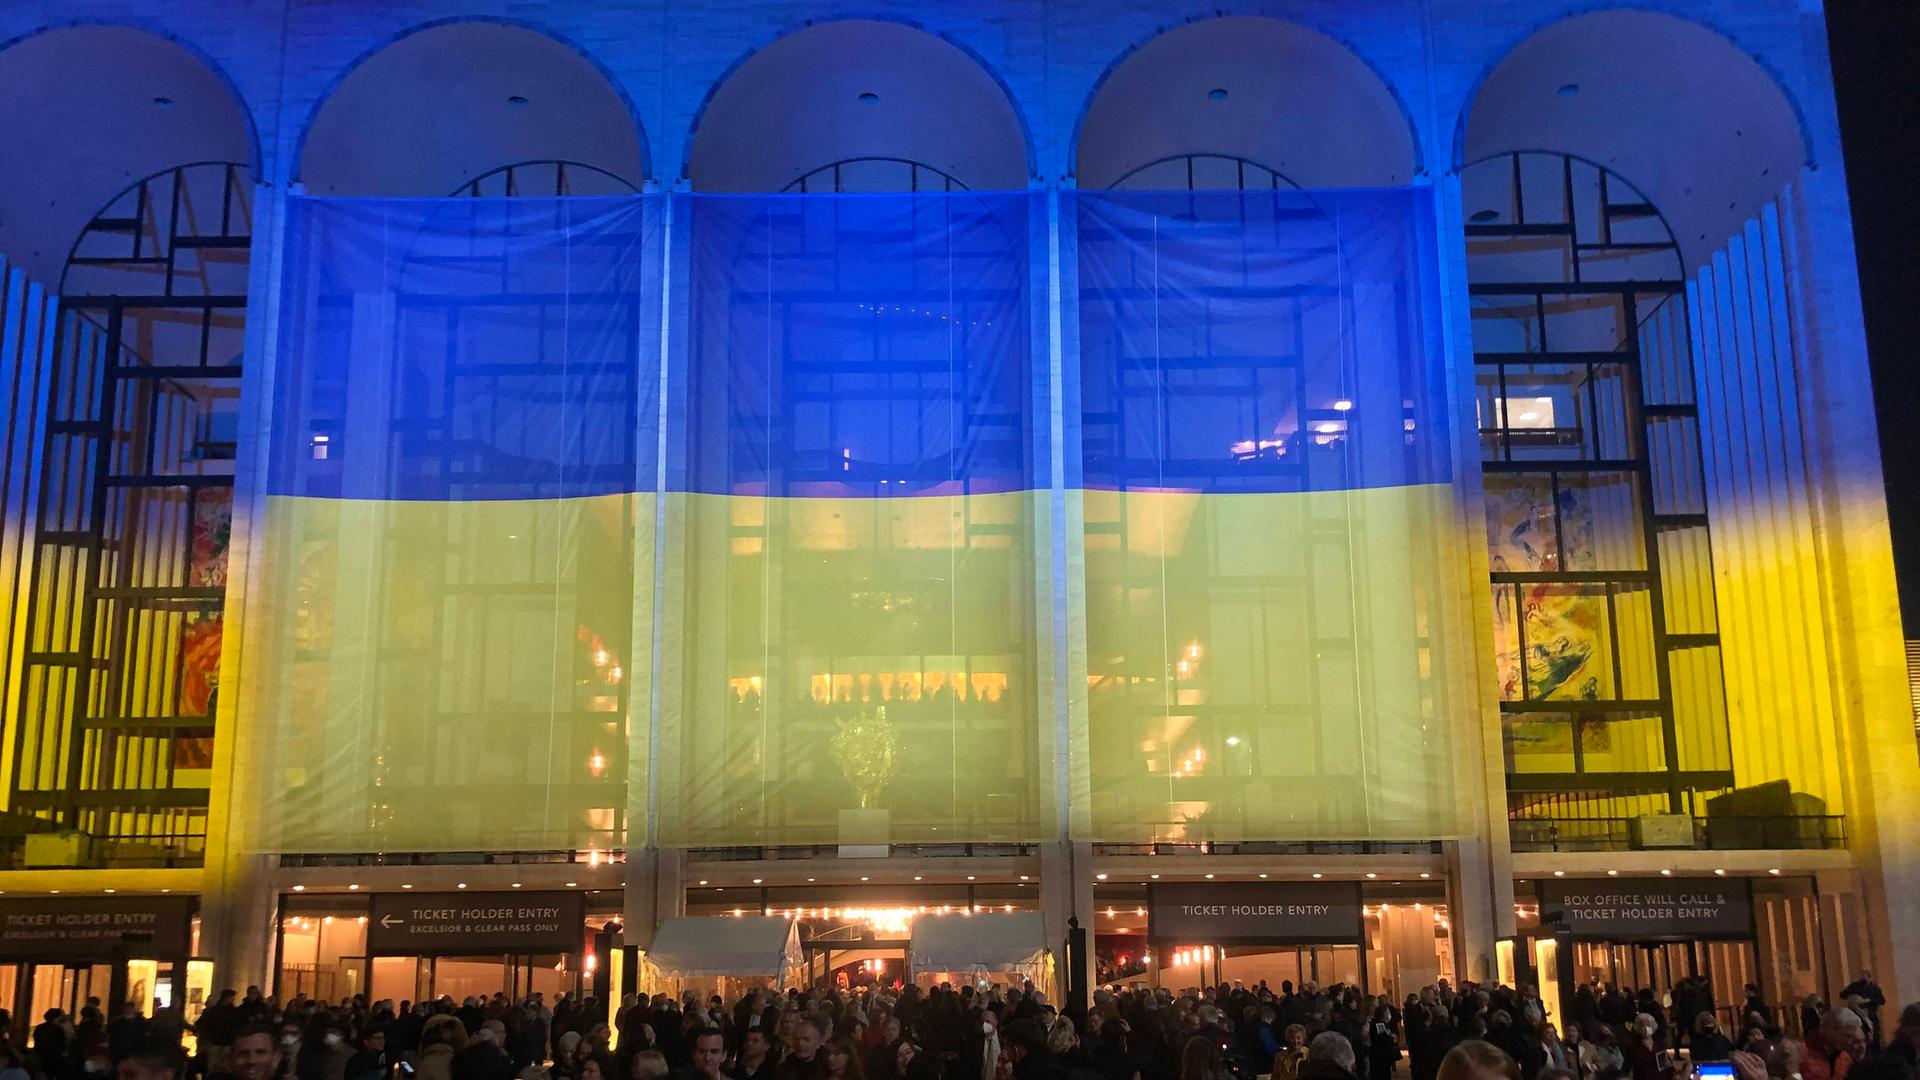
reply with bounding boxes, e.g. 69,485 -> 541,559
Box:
1071,188 -> 1471,841
662,192 -> 1046,847
248,187 -> 1474,853
253,196 -> 658,853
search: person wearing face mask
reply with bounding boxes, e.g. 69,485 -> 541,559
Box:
978,1013 -> 1002,1080
1691,1014 -> 1735,1063
296,1021 -> 353,1080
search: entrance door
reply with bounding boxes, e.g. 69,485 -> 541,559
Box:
1155,944 -> 1364,991
28,964 -> 111,1018
1567,939 -> 1757,1031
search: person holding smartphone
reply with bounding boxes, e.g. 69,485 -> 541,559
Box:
1625,1015 -> 1675,1080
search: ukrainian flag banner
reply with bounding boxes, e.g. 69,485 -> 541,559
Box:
251,196 -> 658,852
663,192 -> 1047,847
1071,188 -> 1475,842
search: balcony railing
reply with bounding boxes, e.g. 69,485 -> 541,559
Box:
1509,814 -> 1846,852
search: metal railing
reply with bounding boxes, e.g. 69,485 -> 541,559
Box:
1094,839 -> 1444,857
1509,814 -> 1846,852
686,842 -> 1036,862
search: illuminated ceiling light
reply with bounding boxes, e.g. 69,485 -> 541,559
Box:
457,883 -> 468,890
349,884 -> 360,891
698,880 -> 709,885
752,878 -> 763,885
860,876 -> 870,882
1204,873 -> 1215,879
104,888 -> 116,894
1365,872 -> 1378,879
1316,422 -> 1341,434
1019,874 -> 1030,881
1714,869 -> 1727,876
1419,872 -> 1431,879
966,875 -> 976,881
1150,873 -> 1160,879
1258,873 -> 1268,879
1768,868 -> 1782,875
914,875 -> 923,881
1660,869 -> 1673,876
1095,873 -> 1108,881
1607,869 -> 1619,876
1552,870 -> 1565,877
1225,736 -> 1241,747
292,885 -> 305,892
1333,399 -> 1354,411
401,884 -> 413,889
512,882 -> 523,888
807,878 -> 816,882
566,882 -> 578,888
1312,873 -> 1323,879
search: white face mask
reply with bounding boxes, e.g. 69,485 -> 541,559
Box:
983,1023 -> 994,1035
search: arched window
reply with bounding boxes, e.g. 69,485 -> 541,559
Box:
0,26 -> 256,868
1460,9 -> 1810,841
450,159 -> 641,198
1077,16 -> 1416,190
300,20 -> 647,197
687,19 -> 1028,193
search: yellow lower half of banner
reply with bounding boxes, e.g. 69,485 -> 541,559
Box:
660,490 -> 1048,847
249,494 -> 648,853
246,485 -> 1476,851
1080,484 -> 1475,842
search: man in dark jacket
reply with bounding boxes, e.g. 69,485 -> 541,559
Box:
774,1017 -> 826,1080
1838,973 -> 1886,1045
1004,1020 -> 1068,1080
33,1009 -> 71,1080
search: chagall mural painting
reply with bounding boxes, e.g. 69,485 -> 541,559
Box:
1487,477 -> 1613,753
174,490 -> 230,769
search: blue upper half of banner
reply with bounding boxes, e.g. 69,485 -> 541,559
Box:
269,196 -> 661,502
683,191 -> 1040,498
1073,187 -> 1453,494
267,188 -> 1449,502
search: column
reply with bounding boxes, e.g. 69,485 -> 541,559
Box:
1040,840 -> 1094,1005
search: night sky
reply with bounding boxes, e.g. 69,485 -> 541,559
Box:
1827,4 -> 1920,630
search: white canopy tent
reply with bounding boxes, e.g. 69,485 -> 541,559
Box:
908,911 -> 1052,989
638,916 -> 804,998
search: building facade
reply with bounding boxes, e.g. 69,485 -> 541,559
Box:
0,0 -> 1913,1026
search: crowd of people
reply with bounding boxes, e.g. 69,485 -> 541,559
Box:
0,973 -> 1915,1080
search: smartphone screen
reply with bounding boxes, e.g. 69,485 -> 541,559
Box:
1697,1062 -> 1736,1080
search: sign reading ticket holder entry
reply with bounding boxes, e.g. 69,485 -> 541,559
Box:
1149,882 -> 1363,945
367,891 -> 586,955
1539,878 -> 1754,941
0,896 -> 195,960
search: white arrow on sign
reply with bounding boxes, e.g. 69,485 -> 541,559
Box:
380,915 -> 404,929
